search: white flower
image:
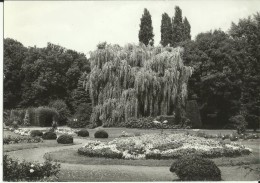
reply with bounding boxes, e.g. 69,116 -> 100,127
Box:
29,169 -> 34,173
40,163 -> 43,167
30,164 -> 34,167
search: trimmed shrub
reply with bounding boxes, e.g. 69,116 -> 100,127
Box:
68,103 -> 92,128
170,155 -> 221,181
42,131 -> 57,140
94,130 -> 108,138
49,100 -> 70,125
57,134 -> 73,144
36,107 -> 59,127
30,130 -> 43,137
77,129 -> 89,137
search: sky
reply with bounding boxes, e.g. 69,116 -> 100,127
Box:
4,0 -> 260,54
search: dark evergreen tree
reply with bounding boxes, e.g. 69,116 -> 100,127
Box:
183,17 -> 191,40
71,72 -> 91,112
138,8 -> 154,46
160,13 -> 172,47
172,6 -> 184,46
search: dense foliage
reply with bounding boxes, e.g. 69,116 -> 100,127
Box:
160,13 -> 172,47
49,100 -> 71,125
160,6 -> 191,47
180,12 -> 260,129
170,155 -> 221,181
57,134 -> 74,144
77,129 -> 89,137
4,40 -> 90,112
42,131 -> 57,140
94,130 -> 109,138
3,155 -> 60,181
139,8 -> 154,46
86,43 -> 192,127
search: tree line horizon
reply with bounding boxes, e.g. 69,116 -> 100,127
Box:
4,7 -> 260,130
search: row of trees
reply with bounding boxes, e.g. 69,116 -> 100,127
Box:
181,13 -> 260,129
4,39 -> 91,114
138,8 -> 259,129
138,6 -> 191,47
4,10 -> 259,129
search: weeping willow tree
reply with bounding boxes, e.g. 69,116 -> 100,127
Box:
84,43 -> 193,127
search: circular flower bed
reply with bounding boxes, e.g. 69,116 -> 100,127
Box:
78,133 -> 251,160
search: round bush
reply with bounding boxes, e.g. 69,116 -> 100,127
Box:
57,134 -> 73,144
42,131 -> 57,140
30,130 -> 43,137
77,129 -> 89,137
94,130 -> 108,138
170,155 -> 221,181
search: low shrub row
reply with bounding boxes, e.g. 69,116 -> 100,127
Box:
195,131 -> 260,141
3,155 -> 60,181
122,117 -> 182,129
3,136 -> 42,144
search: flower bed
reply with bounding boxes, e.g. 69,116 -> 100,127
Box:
78,133 -> 251,160
55,128 -> 77,135
3,135 -> 43,144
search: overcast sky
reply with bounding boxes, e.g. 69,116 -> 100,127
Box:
4,0 -> 260,54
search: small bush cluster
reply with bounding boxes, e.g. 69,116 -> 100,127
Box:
94,130 -> 108,138
42,131 -> 57,140
3,155 -> 60,181
170,155 -> 221,181
77,129 -> 89,137
30,130 -> 43,137
57,134 -> 73,144
3,135 -> 42,144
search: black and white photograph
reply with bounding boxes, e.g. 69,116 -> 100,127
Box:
2,0 -> 260,181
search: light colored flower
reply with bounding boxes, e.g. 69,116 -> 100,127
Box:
29,169 -> 34,173
31,164 -> 34,167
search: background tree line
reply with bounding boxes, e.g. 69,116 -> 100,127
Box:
4,7 -> 259,130
4,40 -> 91,115
139,7 -> 259,130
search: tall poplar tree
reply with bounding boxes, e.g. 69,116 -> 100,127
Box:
172,6 -> 184,46
139,8 -> 154,46
183,17 -> 191,40
160,13 -> 172,46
